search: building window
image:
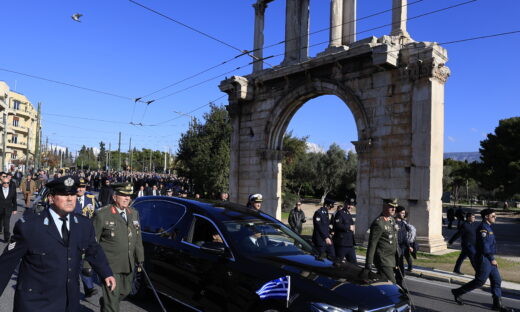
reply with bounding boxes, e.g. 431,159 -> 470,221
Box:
13,100 -> 20,110
12,135 -> 17,144
12,151 -> 17,160
13,118 -> 19,127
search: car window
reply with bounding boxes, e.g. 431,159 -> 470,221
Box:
184,216 -> 224,247
133,200 -> 186,234
223,220 -> 314,256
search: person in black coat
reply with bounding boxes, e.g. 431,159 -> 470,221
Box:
448,212 -> 478,274
447,206 -> 455,229
98,178 -> 114,206
0,172 -> 18,242
0,176 -> 116,312
395,206 -> 412,288
332,199 -> 357,264
455,206 -> 465,228
312,198 -> 335,260
288,201 -> 306,234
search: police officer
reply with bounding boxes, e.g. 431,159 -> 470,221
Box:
451,209 -> 510,311
91,182 -> 144,312
448,212 -> 478,274
333,198 -> 357,264
312,198 -> 335,260
365,198 -> 401,286
76,178 -> 99,297
0,176 -> 115,312
247,193 -> 263,211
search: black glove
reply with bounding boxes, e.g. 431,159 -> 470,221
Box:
82,268 -> 93,277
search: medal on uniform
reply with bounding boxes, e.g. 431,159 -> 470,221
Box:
111,232 -> 115,237
133,220 -> 140,229
316,217 -> 321,221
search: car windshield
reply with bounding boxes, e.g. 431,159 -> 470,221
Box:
222,220 -> 315,256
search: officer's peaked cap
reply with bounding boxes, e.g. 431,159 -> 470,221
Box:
111,182 -> 134,196
78,178 -> 88,187
480,208 -> 494,218
383,198 -> 399,207
346,198 -> 356,205
249,193 -> 263,203
46,176 -> 79,195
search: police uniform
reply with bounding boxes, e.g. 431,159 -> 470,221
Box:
365,199 -> 400,284
0,177 -> 113,312
91,182 -> 144,312
452,209 -> 504,310
332,206 -> 356,264
312,199 -> 335,259
448,219 -> 478,273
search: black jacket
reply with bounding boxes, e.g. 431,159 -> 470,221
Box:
0,185 -> 17,213
288,208 -> 306,233
448,221 -> 478,249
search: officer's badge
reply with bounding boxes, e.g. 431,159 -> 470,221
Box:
64,177 -> 75,187
8,241 -> 16,250
111,232 -> 115,237
316,217 -> 321,222
394,224 -> 399,231
43,217 -> 49,226
481,232 -> 487,237
133,220 -> 140,229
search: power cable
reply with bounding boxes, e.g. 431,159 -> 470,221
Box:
152,95 -> 226,126
0,67 -> 137,101
128,0 -> 272,68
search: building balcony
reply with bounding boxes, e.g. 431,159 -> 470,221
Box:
12,125 -> 29,133
8,108 -> 34,119
6,140 -> 27,149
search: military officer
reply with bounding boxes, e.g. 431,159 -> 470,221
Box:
333,198 -> 357,264
0,176 -> 115,312
91,182 -> 145,312
247,193 -> 263,211
312,198 -> 335,260
76,178 -> 99,297
365,198 -> 401,286
451,209 -> 510,311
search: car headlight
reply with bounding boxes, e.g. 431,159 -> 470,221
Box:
310,302 -> 356,312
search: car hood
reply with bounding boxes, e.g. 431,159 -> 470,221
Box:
254,254 -> 406,310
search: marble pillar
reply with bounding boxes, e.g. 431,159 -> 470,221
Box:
391,0 -> 410,37
253,0 -> 273,73
329,0 -> 343,48
342,0 -> 356,45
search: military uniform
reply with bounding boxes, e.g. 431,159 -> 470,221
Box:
365,215 -> 399,283
312,206 -> 335,259
91,182 -> 144,312
0,177 -> 113,312
333,208 -> 356,264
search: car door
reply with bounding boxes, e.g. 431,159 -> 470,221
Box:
174,214 -> 236,311
132,199 -> 190,298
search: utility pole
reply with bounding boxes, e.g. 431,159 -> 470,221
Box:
34,102 -> 41,170
129,137 -> 132,173
108,143 -> 111,171
149,149 -> 152,173
25,126 -> 31,174
163,148 -> 167,173
1,111 -> 7,172
117,132 -> 121,171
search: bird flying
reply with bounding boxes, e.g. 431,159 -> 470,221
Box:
71,13 -> 83,22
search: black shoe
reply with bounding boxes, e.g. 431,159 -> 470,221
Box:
453,270 -> 463,275
451,289 -> 464,305
84,288 -> 98,298
492,297 -> 503,311
406,267 -> 413,272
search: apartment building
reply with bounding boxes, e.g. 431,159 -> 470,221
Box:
0,81 -> 39,170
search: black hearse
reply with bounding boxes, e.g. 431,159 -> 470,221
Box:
131,196 -> 410,312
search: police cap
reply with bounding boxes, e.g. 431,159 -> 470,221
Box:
111,182 -> 134,196
383,198 -> 399,208
480,208 -> 495,219
46,176 -> 79,195
345,198 -> 356,206
78,178 -> 88,187
249,193 -> 263,203
324,198 -> 335,206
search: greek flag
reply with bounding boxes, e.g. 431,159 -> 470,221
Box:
256,276 -> 291,303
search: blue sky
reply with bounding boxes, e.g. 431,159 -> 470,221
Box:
0,0 -> 518,154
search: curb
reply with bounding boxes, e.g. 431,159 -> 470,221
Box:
407,270 -> 520,297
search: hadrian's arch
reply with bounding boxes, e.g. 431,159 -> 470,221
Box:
219,0 -> 450,252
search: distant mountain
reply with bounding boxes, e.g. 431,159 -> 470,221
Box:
444,152 -> 481,163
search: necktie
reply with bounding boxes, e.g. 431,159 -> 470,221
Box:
60,217 -> 69,245
120,211 -> 127,223
79,197 -> 84,208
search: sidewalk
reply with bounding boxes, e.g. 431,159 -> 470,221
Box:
356,254 -> 520,296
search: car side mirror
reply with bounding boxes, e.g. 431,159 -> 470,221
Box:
200,241 -> 227,256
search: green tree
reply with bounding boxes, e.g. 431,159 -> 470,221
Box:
98,141 -> 106,166
176,104 -> 231,196
479,117 -> 520,199
316,143 -> 347,203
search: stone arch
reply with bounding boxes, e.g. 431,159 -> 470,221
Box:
265,80 -> 370,152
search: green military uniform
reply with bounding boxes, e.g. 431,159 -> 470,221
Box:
91,183 -> 144,312
366,213 -> 399,283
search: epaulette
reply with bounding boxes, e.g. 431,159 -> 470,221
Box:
86,194 -> 96,198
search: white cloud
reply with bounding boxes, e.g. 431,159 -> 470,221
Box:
470,128 -> 478,132
447,136 -> 456,142
306,142 -> 325,154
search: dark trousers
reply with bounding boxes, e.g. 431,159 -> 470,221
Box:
80,260 -> 95,292
376,265 -> 397,284
335,246 -> 357,264
453,256 -> 502,299
0,210 -> 11,241
404,247 -> 413,270
453,247 -> 477,273
101,272 -> 134,312
447,219 -> 454,229
316,244 -> 336,260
